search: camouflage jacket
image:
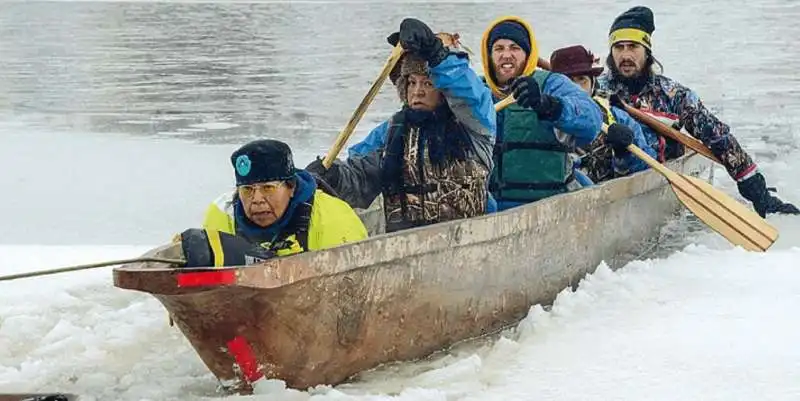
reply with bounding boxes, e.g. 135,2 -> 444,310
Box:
597,72 -> 757,181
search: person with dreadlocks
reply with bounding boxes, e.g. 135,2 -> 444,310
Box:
306,18 -> 496,233
598,6 -> 798,218
549,44 -> 656,183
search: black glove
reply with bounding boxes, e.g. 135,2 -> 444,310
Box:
178,228 -> 276,268
305,157 -> 341,189
605,123 -> 634,155
510,76 -> 563,121
390,18 -> 448,67
736,172 -> 800,218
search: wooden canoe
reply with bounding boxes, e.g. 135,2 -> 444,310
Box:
113,152 -> 710,393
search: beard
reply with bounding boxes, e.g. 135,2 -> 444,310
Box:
491,59 -> 525,87
606,53 -> 652,94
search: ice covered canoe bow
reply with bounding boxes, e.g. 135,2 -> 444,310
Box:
113,152 -> 710,392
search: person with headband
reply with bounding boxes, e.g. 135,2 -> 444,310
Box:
598,6 -> 798,217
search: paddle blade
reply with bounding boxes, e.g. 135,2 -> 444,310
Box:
670,174 -> 779,252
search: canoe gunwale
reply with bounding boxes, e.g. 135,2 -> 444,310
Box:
113,151 -> 708,296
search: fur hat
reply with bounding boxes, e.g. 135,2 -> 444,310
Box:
393,54 -> 430,103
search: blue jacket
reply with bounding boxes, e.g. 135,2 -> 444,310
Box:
348,54 -> 496,166
341,52 -> 497,211
492,71 -> 602,149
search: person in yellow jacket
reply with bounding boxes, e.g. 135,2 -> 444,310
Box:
183,139 -> 368,268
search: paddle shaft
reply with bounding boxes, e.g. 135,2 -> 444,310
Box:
494,95 -> 515,111
0,257 -> 185,282
322,44 -> 405,168
617,100 -> 722,164
492,57 -> 554,112
599,122 -> 691,176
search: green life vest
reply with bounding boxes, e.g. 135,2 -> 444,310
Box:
490,70 -> 574,203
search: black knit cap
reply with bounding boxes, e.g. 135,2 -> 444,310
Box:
609,6 -> 655,49
488,21 -> 531,55
230,139 -> 296,186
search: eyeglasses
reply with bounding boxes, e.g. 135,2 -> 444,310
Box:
237,182 -> 285,199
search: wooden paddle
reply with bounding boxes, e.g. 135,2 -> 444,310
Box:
0,257 -> 185,282
600,123 -> 778,252
611,95 -> 722,164
495,95 -> 516,111
492,57 -> 550,112
322,44 -> 405,168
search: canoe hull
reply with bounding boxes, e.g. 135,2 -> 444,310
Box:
115,153 -> 710,391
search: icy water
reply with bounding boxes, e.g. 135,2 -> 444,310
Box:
0,0 -> 798,245
1,0 -> 799,400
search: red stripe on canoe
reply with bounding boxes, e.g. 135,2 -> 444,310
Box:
176,270 -> 236,287
227,335 -> 264,383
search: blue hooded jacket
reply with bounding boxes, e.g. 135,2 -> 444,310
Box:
346,52 -> 498,212
481,18 -> 604,211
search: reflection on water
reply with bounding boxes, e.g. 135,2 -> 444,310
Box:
2,1 -> 799,155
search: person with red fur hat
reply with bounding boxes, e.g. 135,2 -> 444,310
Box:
550,44 -> 656,183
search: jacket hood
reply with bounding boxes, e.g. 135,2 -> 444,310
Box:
481,15 -> 540,99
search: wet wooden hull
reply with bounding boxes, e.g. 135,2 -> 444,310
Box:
113,152 -> 710,391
